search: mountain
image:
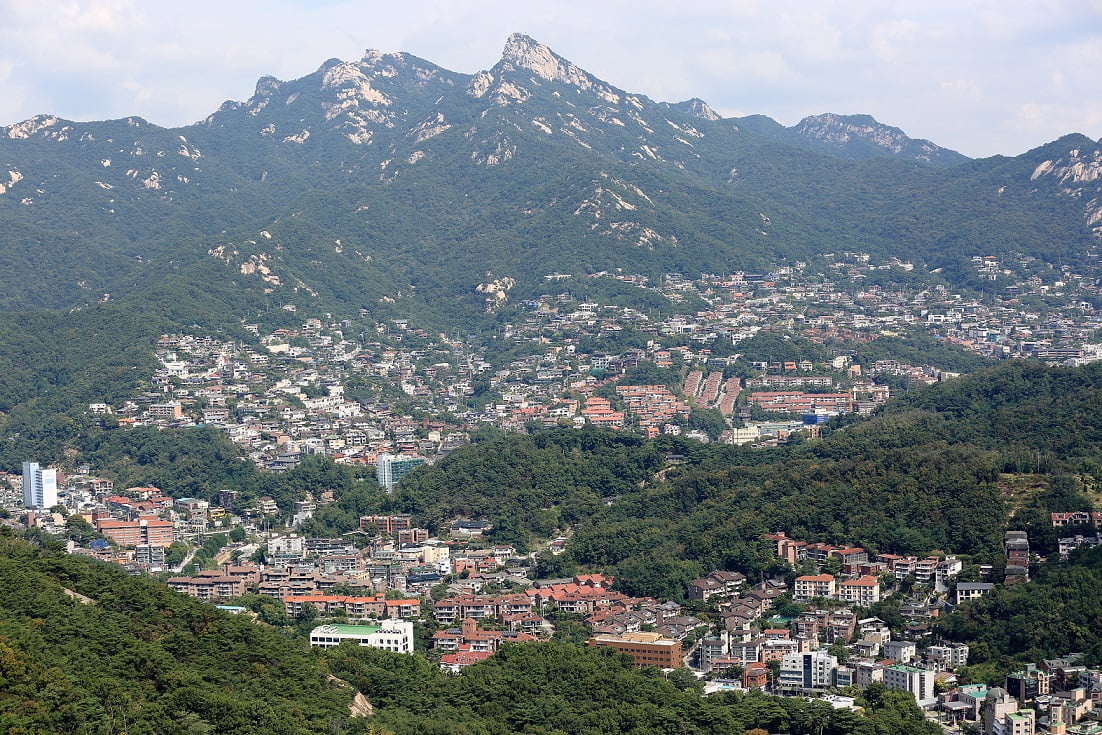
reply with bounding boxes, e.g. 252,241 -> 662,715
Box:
0,33 -> 1099,325
787,113 -> 969,165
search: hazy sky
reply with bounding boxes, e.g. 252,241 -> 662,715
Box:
1,1 -> 1100,158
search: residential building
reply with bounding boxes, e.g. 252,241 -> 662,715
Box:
376,453 -> 425,491
133,543 -> 166,570
793,574 -> 836,601
360,514 -> 414,535
1050,511 -> 1102,529
984,688 -> 1018,734
955,582 -> 996,605
927,642 -> 970,668
853,661 -> 884,688
22,461 -> 57,509
687,570 -> 746,601
885,640 -> 918,664
838,575 -> 881,606
935,556 -> 964,593
95,516 -> 174,548
267,534 -> 306,562
779,650 -> 838,691
166,572 -> 246,600
884,664 -> 935,702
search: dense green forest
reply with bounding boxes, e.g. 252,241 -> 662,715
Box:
936,545 -> 1102,671
391,430 -> 665,549
0,529 -> 353,734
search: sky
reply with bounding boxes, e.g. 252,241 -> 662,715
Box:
1,1 -> 1100,159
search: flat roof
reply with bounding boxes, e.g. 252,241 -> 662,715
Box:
311,624 -> 381,636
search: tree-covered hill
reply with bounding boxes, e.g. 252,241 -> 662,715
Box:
0,529 -> 942,735
0,529 -> 353,734
325,639 -> 938,735
391,361 -> 1102,599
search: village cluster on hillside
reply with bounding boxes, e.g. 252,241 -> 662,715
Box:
63,250 -> 1102,489
9,463 -> 1102,733
7,251 -> 1102,734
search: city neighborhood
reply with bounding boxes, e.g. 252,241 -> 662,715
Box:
6,250 -> 1102,734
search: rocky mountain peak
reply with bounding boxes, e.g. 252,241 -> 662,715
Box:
673,98 -> 720,121
500,32 -> 592,89
793,112 -> 967,165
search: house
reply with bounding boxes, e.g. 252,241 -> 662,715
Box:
885,640 -> 918,664
687,570 -> 746,601
953,582 -> 995,605
838,575 -> 881,606
927,642 -> 970,668
1050,511 -> 1102,528
439,648 -> 493,674
742,662 -> 769,689
794,574 -> 836,601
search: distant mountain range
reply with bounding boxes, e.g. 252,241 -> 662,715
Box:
1,33 -> 1100,325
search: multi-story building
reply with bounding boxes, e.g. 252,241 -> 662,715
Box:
397,527 -> 431,546
95,516 -> 174,548
927,642 -> 970,668
884,640 -> 917,664
1005,531 -> 1030,584
852,661 -> 884,688
166,572 -> 246,600
883,664 -> 935,702
267,534 -> 305,562
133,543 -> 166,570
308,620 -> 415,653
778,651 -> 838,691
1004,665 -> 1051,704
22,461 -> 57,509
838,575 -> 881,606
935,556 -> 964,592
793,574 -> 836,601
587,632 -> 681,669
360,514 -> 414,535
375,453 -> 425,492
983,687 -> 1035,735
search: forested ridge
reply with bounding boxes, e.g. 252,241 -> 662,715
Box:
0,529 -> 352,734
325,641 -> 939,735
392,361 -> 1102,598
0,530 -> 940,735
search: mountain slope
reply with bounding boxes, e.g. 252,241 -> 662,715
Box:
0,530 -> 353,733
0,33 -> 1098,325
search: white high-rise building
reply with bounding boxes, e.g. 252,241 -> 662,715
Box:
375,453 -> 425,492
22,462 -> 58,509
